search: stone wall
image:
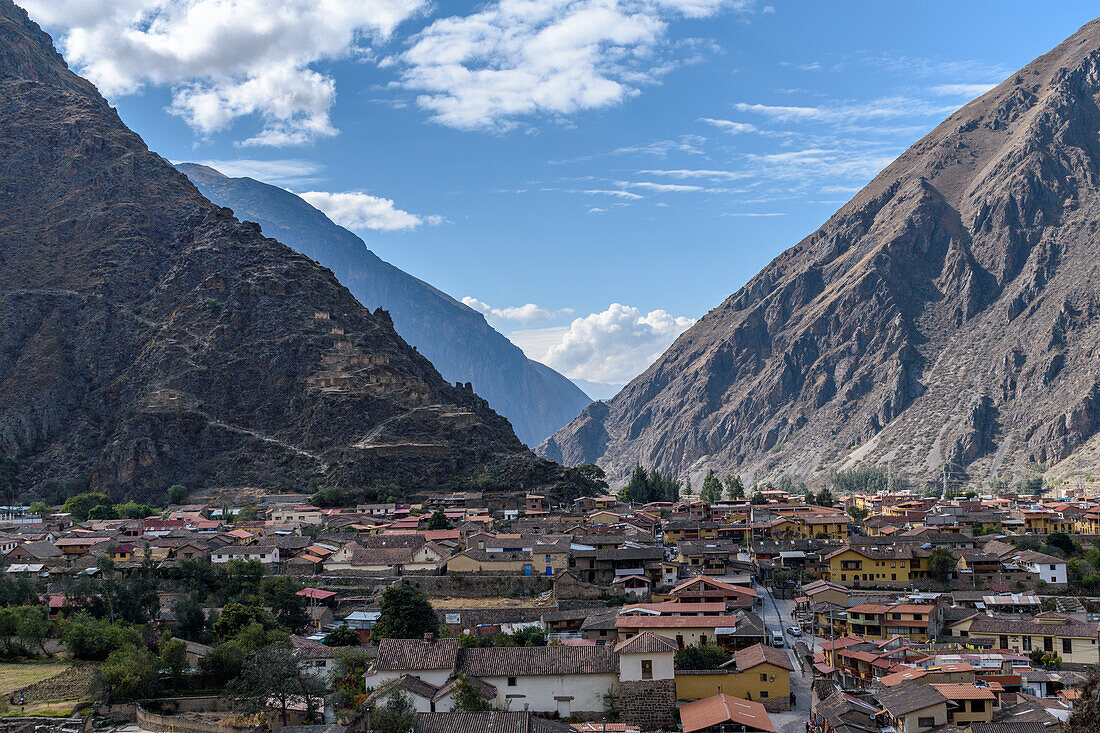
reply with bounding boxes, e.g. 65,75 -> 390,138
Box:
619,679 -> 676,731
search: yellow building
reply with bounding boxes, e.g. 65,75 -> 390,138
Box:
662,522 -> 719,545
931,685 -> 996,726
794,515 -> 849,540
446,548 -> 567,576
824,546 -> 927,585
675,643 -> 793,711
949,613 -> 1100,666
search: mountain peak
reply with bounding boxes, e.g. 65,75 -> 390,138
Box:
540,15 -> 1100,487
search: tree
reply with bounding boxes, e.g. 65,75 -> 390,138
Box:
260,576 -> 308,632
1065,665 -> 1100,733
173,594 -> 208,642
213,602 -> 268,639
373,583 -> 439,640
675,643 -> 732,670
311,486 -> 349,508
198,642 -> 244,686
831,467 -> 890,493
166,484 -> 188,504
323,625 -> 361,647
64,613 -> 143,661
62,492 -> 112,522
846,506 -> 868,521
88,503 -> 118,520
700,471 -> 722,504
928,548 -> 956,582
116,501 -> 156,519
725,474 -> 745,500
425,509 -> 451,531
750,492 -> 767,505
235,622 -> 289,655
27,501 -> 49,516
158,634 -> 189,687
577,463 -> 609,491
506,627 -> 547,647
1048,532 -> 1076,556
618,465 -> 680,504
372,691 -> 417,733
98,643 -> 159,702
228,645 -> 326,726
14,605 -> 51,656
814,488 -> 834,507
451,673 -> 493,712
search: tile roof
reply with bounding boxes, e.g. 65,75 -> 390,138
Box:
375,637 -> 460,671
874,680 -> 948,716
414,712 -> 574,733
733,643 -> 794,672
613,631 -> 678,654
968,615 -> 1099,638
931,684 -> 996,700
460,645 -> 616,677
679,694 -> 775,733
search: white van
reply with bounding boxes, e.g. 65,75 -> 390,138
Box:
771,630 -> 785,647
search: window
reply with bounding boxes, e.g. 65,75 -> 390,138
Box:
918,717 -> 935,727
507,677 -> 517,687
546,554 -> 552,563
1044,637 -> 1053,652
971,700 -> 986,713
676,634 -> 684,649
700,635 -> 708,646
891,574 -> 897,580
759,691 -> 768,698
1064,638 -> 1073,654
999,635 -> 1008,648
641,660 -> 653,680
1050,564 -> 1056,570
1022,636 -> 1031,651
760,673 -> 767,682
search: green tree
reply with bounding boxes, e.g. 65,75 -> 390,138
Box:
577,463 -> 609,490
158,634 -> 189,687
166,484 -> 188,504
323,625 -> 361,647
311,487 -> 348,508
64,613 -> 143,661
725,474 -> 745,500
700,471 -> 723,503
1047,532 -> 1076,556
173,594 -> 208,642
373,691 -> 417,733
451,673 -> 493,712
750,492 -> 767,505
214,602 -> 268,639
98,643 -> 159,702
62,492 -> 112,522
814,488 -> 834,507
228,645 -> 326,726
198,642 -> 244,686
260,576 -> 308,632
14,605 -> 51,656
88,503 -> 118,520
372,583 -> 439,640
235,622 -> 289,655
928,547 -> 956,582
116,501 -> 156,519
674,643 -> 732,670
425,509 -> 451,531
27,501 -> 49,516
846,506 -> 868,521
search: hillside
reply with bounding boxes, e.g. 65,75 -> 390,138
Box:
174,163 -> 591,448
0,1 -> 565,501
541,17 -> 1100,487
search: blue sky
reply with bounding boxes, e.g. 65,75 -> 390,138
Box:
21,1 -> 1100,397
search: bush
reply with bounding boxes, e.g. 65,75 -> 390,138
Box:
99,643 -> 159,702
199,642 -> 244,686
674,643 -> 731,670
64,614 -> 143,661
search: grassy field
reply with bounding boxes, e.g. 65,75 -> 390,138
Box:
0,662 -> 73,696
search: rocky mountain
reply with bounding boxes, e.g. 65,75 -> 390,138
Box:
0,1 -> 568,501
541,17 -> 1100,487
174,164 -> 591,448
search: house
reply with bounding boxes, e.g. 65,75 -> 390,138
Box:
950,612 -> 1100,667
669,575 -> 757,611
824,545 -> 930,585
930,684 -> 996,726
800,579 -> 848,607
614,611 -> 766,651
54,536 -> 111,556
3,540 -> 63,564
1011,550 -> 1067,584
874,680 -> 949,733
271,506 -> 323,525
678,694 -> 775,733
675,643 -> 793,711
210,545 -> 280,564
291,635 -> 338,679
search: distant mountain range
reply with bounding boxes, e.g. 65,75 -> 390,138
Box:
177,164 -> 591,448
542,17 -> 1100,487
0,0 -> 575,501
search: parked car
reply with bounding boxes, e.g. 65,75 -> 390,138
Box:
770,630 -> 785,647
786,626 -> 802,637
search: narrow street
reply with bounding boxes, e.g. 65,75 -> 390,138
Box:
756,583 -> 811,733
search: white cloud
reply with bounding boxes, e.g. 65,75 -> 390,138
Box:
531,303 -> 695,384
732,97 -> 961,124
639,168 -> 750,181
462,297 -> 557,325
699,117 -> 758,133
298,191 -> 431,231
22,0 -> 426,146
394,0 -> 751,131
190,158 -> 325,186
930,83 -> 997,97
582,189 -> 645,199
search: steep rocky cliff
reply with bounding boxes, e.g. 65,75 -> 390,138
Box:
0,1 -> 558,501
175,164 -> 592,448
541,17 -> 1100,486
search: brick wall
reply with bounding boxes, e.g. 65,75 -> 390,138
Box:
619,679 -> 676,730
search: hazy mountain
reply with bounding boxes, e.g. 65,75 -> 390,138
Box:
541,17 -> 1100,487
176,164 -> 591,448
0,0 -> 570,501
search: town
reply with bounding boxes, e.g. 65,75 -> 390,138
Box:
1,481 -> 1097,733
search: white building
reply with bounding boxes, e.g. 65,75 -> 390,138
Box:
210,545 -> 280,564
1015,550 -> 1068,584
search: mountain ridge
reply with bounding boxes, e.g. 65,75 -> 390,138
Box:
0,0 -> 568,501
540,17 -> 1100,487
175,163 -> 592,448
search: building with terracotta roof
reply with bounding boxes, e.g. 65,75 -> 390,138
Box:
678,693 -> 775,733
874,680 -> 948,733
930,683 -> 997,726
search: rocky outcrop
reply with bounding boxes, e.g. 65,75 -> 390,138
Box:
0,1 -> 564,500
541,17 -> 1100,485
176,164 -> 592,448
